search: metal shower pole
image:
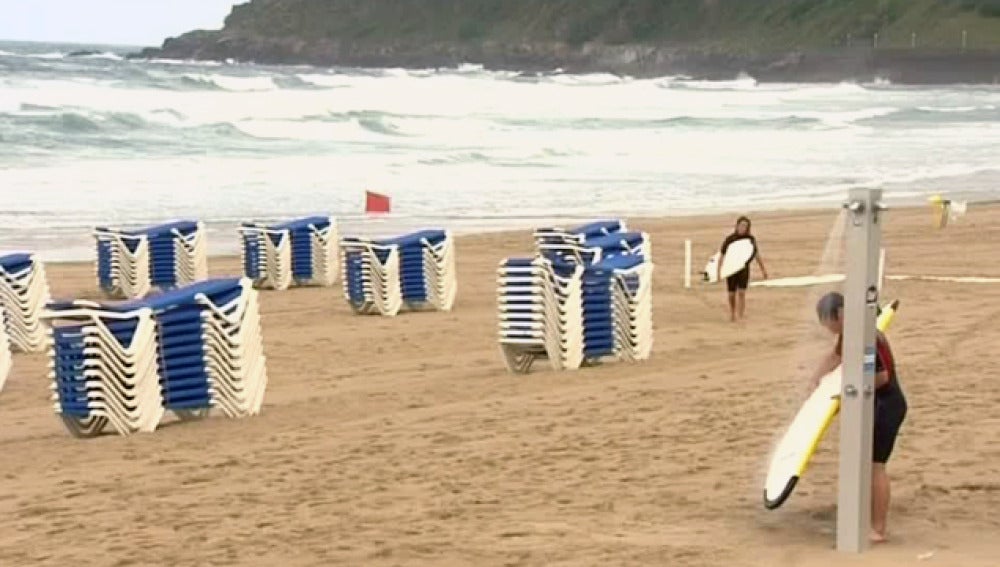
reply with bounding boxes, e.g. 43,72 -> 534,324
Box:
837,188 -> 884,553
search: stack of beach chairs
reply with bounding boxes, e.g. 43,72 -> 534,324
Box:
339,229 -> 457,316
238,216 -> 338,290
497,220 -> 654,374
43,277 -> 268,437
94,220 -> 208,299
0,253 -> 52,392
0,253 -> 51,354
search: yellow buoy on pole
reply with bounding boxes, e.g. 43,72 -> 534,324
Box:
928,194 -> 951,229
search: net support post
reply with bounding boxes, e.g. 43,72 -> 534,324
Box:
684,239 -> 692,289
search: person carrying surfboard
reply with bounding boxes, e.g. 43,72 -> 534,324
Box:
811,292 -> 908,543
717,216 -> 768,322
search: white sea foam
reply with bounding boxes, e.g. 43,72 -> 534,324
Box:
3,45 -> 1000,260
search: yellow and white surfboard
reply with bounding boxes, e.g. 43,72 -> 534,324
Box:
763,300 -> 899,509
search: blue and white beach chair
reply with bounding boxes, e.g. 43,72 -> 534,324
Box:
0,253 -> 52,353
43,277 -> 268,437
340,229 -> 457,316
238,216 -> 338,290
499,219 -> 653,374
44,299 -> 164,436
94,220 -> 208,299
95,227 -> 151,299
533,220 -> 626,250
535,220 -> 651,265
583,254 -> 654,363
497,256 -> 585,373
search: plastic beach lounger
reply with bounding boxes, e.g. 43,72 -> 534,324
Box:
498,221 -> 654,375
497,257 -> 585,374
533,220 -> 627,250
0,252 -> 52,353
239,215 -> 338,290
339,229 -> 456,316
43,277 -> 269,437
94,220 -> 208,299
45,304 -> 163,437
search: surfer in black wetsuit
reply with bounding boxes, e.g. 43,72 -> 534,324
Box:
811,292 -> 908,543
717,216 -> 768,322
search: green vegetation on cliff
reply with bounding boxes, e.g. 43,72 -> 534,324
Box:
138,0 -> 1000,83
218,0 -> 1000,50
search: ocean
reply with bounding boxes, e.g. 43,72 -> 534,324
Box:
2,40 -> 999,261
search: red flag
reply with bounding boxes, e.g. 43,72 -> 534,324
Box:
365,190 -> 391,214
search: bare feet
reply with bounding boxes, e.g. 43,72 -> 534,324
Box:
870,531 -> 888,544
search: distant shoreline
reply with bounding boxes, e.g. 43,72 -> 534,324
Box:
4,38 -> 999,85
133,35 -> 1000,85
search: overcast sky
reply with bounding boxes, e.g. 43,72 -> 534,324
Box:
0,1 -> 245,46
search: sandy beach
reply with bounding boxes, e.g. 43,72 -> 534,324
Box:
1,203 -> 999,567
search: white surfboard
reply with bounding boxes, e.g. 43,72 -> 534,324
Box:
703,238 -> 755,283
702,253 -> 721,283
764,368 -> 841,509
762,301 -> 899,510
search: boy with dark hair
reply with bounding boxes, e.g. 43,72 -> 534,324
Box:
717,216 -> 768,322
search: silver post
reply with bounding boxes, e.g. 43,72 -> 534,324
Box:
837,188 -> 884,553
962,30 -> 968,51
911,32 -> 916,49
684,239 -> 692,289
847,33 -> 852,48
874,32 -> 879,49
